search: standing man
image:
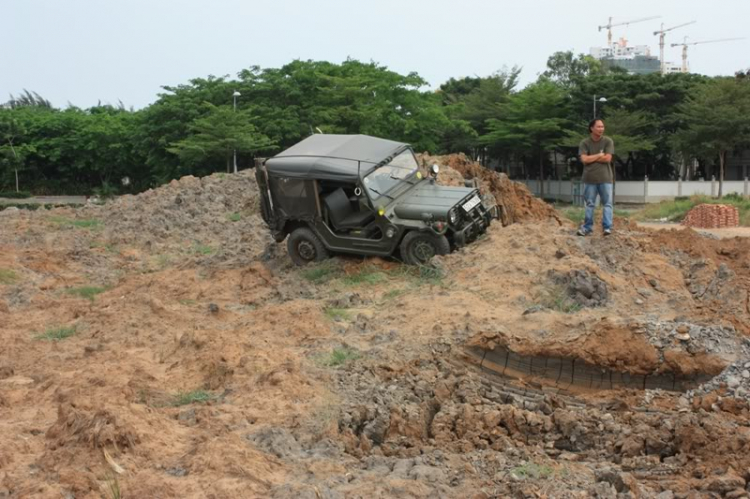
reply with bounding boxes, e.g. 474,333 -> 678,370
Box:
577,119 -> 615,236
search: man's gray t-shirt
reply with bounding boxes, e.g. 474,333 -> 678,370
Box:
579,136 -> 614,184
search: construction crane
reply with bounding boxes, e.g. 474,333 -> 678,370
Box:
670,37 -> 745,73
598,16 -> 661,46
653,21 -> 697,75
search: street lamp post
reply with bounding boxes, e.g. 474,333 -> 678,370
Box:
232,91 -> 241,174
593,95 -> 607,120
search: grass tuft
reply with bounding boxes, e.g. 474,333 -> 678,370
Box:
386,262 -> 446,285
381,288 -> 407,301
534,284 -> 581,314
323,347 -> 361,367
0,269 -> 19,285
324,307 -> 352,321
35,326 -> 77,341
103,472 -> 122,499
413,263 -> 446,284
227,212 -> 242,222
340,266 -> 388,286
172,390 -> 212,406
192,243 -> 215,255
49,216 -> 102,229
511,462 -> 555,480
301,261 -> 343,283
65,285 -> 107,301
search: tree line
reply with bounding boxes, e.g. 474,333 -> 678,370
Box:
2,54 -> 750,196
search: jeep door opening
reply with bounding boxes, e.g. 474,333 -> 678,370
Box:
255,134 -> 497,266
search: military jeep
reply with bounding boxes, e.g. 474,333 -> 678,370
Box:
255,134 -> 497,266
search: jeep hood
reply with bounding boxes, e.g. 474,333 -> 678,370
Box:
391,181 -> 475,220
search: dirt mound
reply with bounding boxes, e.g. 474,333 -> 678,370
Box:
4,164 -> 750,496
682,204 -> 740,228
93,170 -> 274,266
418,152 -> 563,226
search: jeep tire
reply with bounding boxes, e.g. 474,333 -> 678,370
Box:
399,231 -> 450,266
287,228 -> 330,266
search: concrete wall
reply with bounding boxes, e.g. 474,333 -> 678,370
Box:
518,177 -> 750,204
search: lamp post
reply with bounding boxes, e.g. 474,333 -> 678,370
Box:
232,91 -> 241,174
593,95 -> 607,119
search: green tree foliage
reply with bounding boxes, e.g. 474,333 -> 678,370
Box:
439,68 -> 520,158
3,56 -> 749,196
0,112 -> 32,192
482,81 -> 572,193
672,77 -> 750,196
168,103 -> 276,174
566,72 -> 709,178
540,51 -> 607,89
5,90 -> 53,109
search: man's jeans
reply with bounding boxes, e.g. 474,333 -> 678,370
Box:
582,183 -> 613,233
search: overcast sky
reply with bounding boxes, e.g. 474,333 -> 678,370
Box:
3,0 -> 748,109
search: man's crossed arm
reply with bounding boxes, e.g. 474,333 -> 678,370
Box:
581,152 -> 613,165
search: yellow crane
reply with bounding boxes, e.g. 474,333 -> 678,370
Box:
670,37 -> 745,73
653,21 -> 697,75
598,16 -> 661,46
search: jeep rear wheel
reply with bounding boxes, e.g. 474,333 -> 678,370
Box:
287,228 -> 330,266
400,231 -> 450,266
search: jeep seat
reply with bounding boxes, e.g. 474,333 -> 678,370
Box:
323,188 -> 375,230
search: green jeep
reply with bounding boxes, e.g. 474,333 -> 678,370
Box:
255,134 -> 497,266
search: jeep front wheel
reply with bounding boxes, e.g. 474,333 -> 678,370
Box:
287,228 -> 330,266
399,231 -> 450,266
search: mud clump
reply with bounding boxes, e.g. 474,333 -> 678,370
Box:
247,427 -> 303,459
45,402 -> 140,451
418,152 -> 563,227
550,269 -> 608,308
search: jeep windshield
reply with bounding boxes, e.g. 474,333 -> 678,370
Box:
363,149 -> 418,202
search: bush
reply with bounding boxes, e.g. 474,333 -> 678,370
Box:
0,191 -> 32,199
92,181 -> 119,199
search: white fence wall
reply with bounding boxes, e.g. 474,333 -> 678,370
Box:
518,177 -> 750,204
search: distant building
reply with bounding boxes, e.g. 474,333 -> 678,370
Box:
590,37 -> 680,75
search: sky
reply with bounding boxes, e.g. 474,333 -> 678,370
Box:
3,0 -> 749,109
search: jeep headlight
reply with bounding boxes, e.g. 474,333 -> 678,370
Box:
448,208 -> 459,225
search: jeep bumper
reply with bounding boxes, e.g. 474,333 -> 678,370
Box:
453,209 -> 493,247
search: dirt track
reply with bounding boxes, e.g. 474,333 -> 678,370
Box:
2,161 -> 750,498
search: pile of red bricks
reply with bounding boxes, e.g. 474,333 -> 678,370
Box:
681,204 -> 740,228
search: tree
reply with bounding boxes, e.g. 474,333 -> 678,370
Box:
672,78 -> 750,196
4,90 -> 53,109
566,72 -> 709,179
540,51 -> 606,89
0,112 -> 33,192
168,103 -> 276,174
482,81 -> 573,195
441,68 -> 520,160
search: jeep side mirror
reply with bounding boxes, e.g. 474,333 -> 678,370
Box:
430,164 -> 440,178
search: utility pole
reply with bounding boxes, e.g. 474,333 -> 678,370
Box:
653,21 -> 696,75
232,91 -> 241,174
593,95 -> 607,120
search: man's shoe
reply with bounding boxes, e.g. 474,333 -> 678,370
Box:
577,228 -> 591,236
603,228 -> 612,236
